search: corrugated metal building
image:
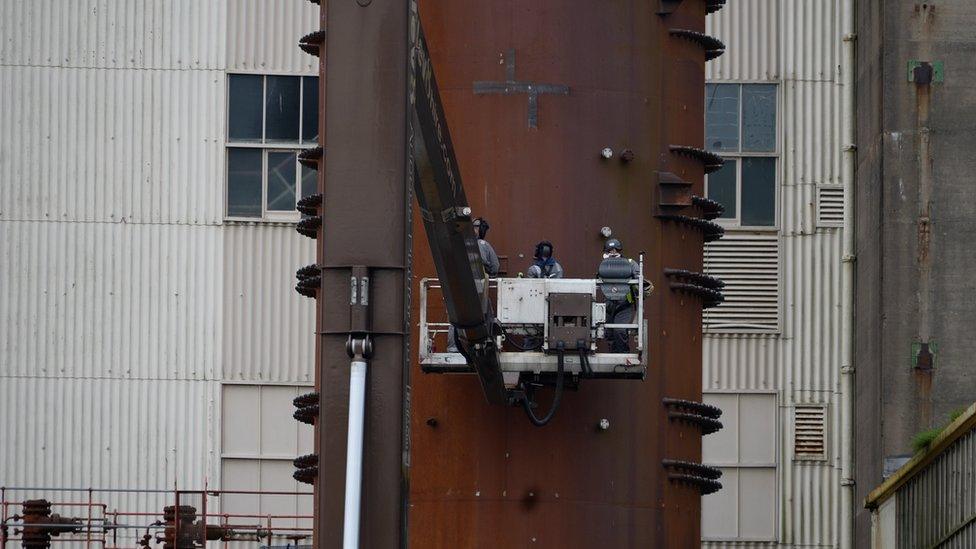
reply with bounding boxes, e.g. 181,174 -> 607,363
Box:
0,0 -> 318,523
701,0 -> 854,546
866,403 -> 976,548
0,1 -> 855,546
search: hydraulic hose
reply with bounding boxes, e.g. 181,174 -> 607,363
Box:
502,327 -> 544,352
508,334 -> 543,352
578,346 -> 592,375
521,346 -> 565,427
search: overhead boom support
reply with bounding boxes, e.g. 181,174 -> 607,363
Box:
409,15 -> 509,405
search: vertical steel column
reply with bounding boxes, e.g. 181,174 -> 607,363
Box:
314,2 -> 410,548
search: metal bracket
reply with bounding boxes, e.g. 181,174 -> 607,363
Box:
346,335 -> 374,360
440,206 -> 472,223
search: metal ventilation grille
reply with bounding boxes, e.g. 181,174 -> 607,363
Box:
703,233 -> 779,332
794,406 -> 827,460
817,186 -> 845,227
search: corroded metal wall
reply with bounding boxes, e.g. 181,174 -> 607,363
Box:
405,1 -> 716,547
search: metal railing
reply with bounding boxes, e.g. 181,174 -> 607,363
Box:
0,485 -> 313,549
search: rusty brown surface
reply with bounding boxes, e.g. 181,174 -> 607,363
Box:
312,4 -> 324,549
407,1 -> 710,547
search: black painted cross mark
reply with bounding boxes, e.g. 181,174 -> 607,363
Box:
473,49 -> 569,129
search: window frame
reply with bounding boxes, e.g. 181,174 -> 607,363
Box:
225,72 -> 319,222
705,82 -> 781,231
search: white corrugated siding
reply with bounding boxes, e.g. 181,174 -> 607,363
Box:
0,377 -> 218,510
0,0 -> 226,70
0,0 -> 319,504
703,0 -> 850,547
0,222 -> 222,380
0,66 -> 225,224
705,0 -> 780,82
226,0 -> 320,74
222,224 -> 315,383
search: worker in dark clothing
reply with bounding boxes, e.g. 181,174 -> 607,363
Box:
526,240 -> 564,279
472,217 -> 500,276
598,238 -> 650,352
447,217 -> 499,352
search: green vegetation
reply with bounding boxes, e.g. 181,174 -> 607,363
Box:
948,406 -> 967,423
910,406 -> 971,454
911,427 -> 943,454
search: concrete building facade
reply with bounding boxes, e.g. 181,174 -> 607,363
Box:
854,0 -> 976,545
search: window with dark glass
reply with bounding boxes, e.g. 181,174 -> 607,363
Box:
705,83 -> 778,228
226,74 -> 320,219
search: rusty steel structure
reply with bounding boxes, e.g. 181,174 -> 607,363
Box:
297,0 -> 726,546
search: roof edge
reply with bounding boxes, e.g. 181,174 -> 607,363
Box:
865,401 -> 976,510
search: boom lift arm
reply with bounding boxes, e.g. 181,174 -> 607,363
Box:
408,18 -> 651,417
409,21 -> 510,405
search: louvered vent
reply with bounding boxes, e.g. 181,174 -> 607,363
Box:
817,186 -> 845,227
703,233 -> 779,332
794,406 -> 827,460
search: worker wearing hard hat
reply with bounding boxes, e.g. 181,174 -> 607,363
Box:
526,240 -> 564,279
447,216 -> 499,353
600,238 -> 651,352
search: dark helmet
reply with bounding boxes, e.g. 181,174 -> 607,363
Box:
604,238 -> 623,253
534,240 -> 554,260
472,217 -> 489,239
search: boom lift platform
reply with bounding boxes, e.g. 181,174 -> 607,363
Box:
409,16 -> 648,423
419,266 -> 648,380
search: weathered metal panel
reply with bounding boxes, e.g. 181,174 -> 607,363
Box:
402,0 -> 711,546
0,66 -> 225,225
0,221 -> 221,380
897,429 -> 976,548
0,377 -> 219,513
706,0 -> 841,83
222,224 -> 315,383
703,335 -> 780,390
226,0 -> 319,74
789,463 -> 838,546
0,0 -> 226,70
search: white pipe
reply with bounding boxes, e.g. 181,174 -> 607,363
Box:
343,358 -> 368,549
637,253 -> 644,352
839,0 -> 855,545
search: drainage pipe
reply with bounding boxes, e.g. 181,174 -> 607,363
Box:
839,0 -> 856,546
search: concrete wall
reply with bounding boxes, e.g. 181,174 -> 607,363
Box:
855,0 -> 976,545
